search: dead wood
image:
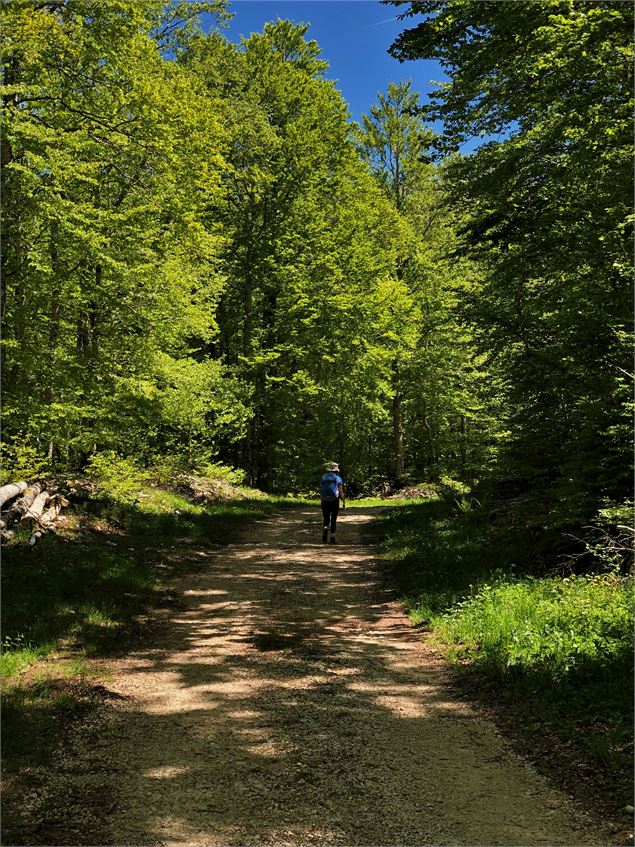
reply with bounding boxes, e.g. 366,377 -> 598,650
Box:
2,483 -> 43,526
0,480 -> 28,509
21,491 -> 52,526
40,493 -> 69,527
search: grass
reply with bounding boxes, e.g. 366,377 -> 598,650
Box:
379,496 -> 526,622
1,485 -> 304,676
347,496 -> 431,508
437,573 -> 633,680
376,497 -> 634,808
1,479 -> 305,841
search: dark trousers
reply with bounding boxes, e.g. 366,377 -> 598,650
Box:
321,498 -> 340,533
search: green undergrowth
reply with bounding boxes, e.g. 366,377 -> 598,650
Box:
348,496 -> 426,508
1,477 -> 305,843
377,498 -> 634,805
2,483 -> 302,679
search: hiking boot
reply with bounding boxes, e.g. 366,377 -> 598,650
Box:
322,528 -> 328,543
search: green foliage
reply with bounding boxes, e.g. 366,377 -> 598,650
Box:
378,497 -> 634,788
0,443 -> 50,484
438,574 -> 634,679
194,461 -> 246,485
356,81 -> 502,485
1,0 -> 233,469
1,633 -> 47,679
438,475 -> 471,497
380,498 -> 520,622
1,1 -> 630,508
389,1 -> 633,514
85,451 -> 145,505
597,500 -> 634,528
151,454 -> 194,485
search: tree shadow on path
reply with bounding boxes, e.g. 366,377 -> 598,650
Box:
18,508 -> 607,847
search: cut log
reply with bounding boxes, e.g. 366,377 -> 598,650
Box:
0,481 -> 28,509
40,494 -> 68,527
21,491 -> 51,526
40,506 -> 59,527
2,484 -> 43,526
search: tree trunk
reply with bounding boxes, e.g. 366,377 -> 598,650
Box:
91,265 -> 100,357
392,360 -> 404,481
460,414 -> 467,478
337,429 -> 346,472
422,405 -> 437,473
243,279 -> 253,356
49,221 -> 61,349
46,219 -> 61,462
1,55 -> 18,323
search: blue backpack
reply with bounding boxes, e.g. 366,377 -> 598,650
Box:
320,472 -> 340,500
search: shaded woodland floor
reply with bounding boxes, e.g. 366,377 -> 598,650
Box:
10,507 -> 614,846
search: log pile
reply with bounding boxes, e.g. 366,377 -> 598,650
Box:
0,481 -> 70,544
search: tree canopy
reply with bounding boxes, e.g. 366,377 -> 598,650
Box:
387,0 -> 633,517
2,0 -> 631,520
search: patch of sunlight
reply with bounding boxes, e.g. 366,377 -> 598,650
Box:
141,678 -> 271,714
233,727 -> 288,758
182,589 -> 229,597
144,764 -> 191,779
373,693 -> 428,717
245,742 -> 284,758
226,709 -> 264,720
268,825 -> 340,842
152,815 -> 239,844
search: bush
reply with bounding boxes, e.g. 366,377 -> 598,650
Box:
194,461 -> 246,485
437,573 -> 634,680
85,451 -> 145,505
151,454 -> 191,485
0,443 -> 50,484
438,475 -> 472,502
151,456 -> 246,487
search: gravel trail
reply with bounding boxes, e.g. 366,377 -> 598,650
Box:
26,506 -> 611,846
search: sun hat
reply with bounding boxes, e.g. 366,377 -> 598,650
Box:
325,461 -> 340,472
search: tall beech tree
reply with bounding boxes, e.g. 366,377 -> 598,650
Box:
358,82 -> 497,484
389,0 -> 634,516
2,0 -> 246,466
358,82 -> 433,481
190,23 -> 412,489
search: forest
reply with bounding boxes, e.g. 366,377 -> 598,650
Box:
2,0 -> 632,511
1,1 -> 634,844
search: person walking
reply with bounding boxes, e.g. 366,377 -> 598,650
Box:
319,461 -> 345,544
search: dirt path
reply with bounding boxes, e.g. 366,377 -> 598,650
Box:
25,507 -> 611,846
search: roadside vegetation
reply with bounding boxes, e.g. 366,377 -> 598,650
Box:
377,493 -> 634,813
1,467 -> 303,837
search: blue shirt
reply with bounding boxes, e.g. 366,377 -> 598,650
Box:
320,472 -> 342,499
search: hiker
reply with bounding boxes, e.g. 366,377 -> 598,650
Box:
319,461 -> 345,544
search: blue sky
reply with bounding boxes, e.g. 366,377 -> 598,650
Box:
206,1 -> 447,134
